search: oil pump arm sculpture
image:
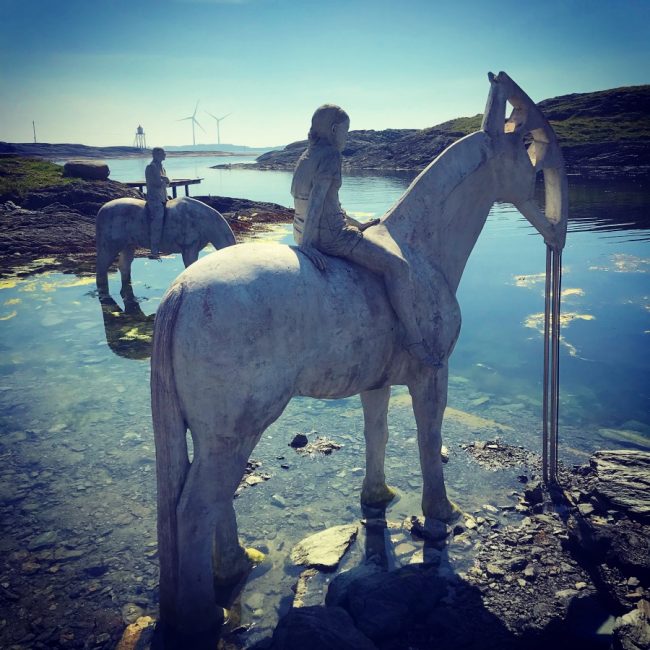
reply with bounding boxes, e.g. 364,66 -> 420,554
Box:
150,71 -> 568,639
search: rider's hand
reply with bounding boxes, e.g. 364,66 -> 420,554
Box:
300,244 -> 327,271
359,218 -> 380,232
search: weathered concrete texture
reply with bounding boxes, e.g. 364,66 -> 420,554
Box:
290,524 -> 359,571
268,606 -> 377,650
63,160 -> 110,180
591,450 -> 650,520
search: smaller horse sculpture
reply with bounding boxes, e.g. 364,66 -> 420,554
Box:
95,196 -> 235,300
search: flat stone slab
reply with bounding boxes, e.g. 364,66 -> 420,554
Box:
290,524 -> 358,571
592,450 -> 650,519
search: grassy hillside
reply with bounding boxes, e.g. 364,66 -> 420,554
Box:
0,157 -> 73,200
540,85 -> 650,146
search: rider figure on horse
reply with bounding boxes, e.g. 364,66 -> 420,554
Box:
145,147 -> 171,259
291,104 -> 440,368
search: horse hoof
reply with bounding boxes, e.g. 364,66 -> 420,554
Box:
361,483 -> 398,507
424,498 -> 463,523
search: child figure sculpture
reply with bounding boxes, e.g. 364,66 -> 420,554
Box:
291,104 -> 440,367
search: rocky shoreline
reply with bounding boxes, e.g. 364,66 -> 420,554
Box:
115,445 -> 649,650
0,178 -> 293,278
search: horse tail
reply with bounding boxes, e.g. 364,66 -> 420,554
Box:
150,281 -> 190,625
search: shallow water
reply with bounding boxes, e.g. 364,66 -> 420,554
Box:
0,162 -> 648,647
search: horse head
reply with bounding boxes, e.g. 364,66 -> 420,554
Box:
482,71 -> 568,251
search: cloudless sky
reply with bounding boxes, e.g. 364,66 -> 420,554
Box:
1,0 -> 648,147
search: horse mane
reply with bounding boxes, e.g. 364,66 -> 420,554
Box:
382,130 -> 492,233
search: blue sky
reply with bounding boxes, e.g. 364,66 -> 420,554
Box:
1,0 -> 648,147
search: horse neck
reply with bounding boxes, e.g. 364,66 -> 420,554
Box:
383,131 -> 497,293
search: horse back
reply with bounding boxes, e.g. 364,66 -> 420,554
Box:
167,242 -> 407,400
96,198 -> 147,244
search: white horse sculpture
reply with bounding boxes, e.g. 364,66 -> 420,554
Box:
95,196 -> 235,299
150,72 -> 568,637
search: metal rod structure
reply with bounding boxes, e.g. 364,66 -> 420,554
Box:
549,250 -> 563,483
542,245 -> 552,484
542,245 -> 563,485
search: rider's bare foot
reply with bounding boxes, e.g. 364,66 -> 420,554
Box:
406,340 -> 443,369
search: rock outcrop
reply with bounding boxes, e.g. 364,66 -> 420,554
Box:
63,160 -> 110,181
0,182 -> 293,277
232,84 -> 650,178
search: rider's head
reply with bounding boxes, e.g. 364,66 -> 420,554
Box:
152,147 -> 166,161
308,105 -> 350,152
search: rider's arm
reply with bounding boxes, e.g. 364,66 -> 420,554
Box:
301,179 -> 328,246
345,214 -> 380,231
345,213 -> 363,229
145,164 -> 163,190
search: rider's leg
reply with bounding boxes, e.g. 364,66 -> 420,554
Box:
343,237 -> 440,367
148,201 -> 164,258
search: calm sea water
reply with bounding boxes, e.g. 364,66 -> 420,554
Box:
0,155 -> 648,646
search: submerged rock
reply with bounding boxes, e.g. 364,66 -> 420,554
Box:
289,433 -> 309,448
403,515 -> 449,542
290,524 -> 358,571
115,615 -> 156,650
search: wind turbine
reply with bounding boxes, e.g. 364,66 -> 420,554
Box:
177,101 -> 206,146
205,111 -> 232,145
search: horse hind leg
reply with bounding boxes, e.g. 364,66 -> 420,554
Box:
96,244 -> 120,301
181,243 -> 200,268
360,386 -> 397,506
174,400 -> 288,633
174,436 -> 250,633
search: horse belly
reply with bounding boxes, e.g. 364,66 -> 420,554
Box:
169,245 -> 403,412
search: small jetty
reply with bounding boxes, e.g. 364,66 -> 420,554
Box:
125,178 -> 203,198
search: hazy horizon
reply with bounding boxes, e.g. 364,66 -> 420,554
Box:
1,0 -> 648,148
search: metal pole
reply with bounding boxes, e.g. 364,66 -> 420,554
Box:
549,250 -> 562,483
542,245 -> 552,484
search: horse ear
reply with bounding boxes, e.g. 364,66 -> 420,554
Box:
482,72 -> 506,136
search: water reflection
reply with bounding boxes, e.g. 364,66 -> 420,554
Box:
549,178 -> 650,239
0,174 -> 648,648
99,297 -> 154,361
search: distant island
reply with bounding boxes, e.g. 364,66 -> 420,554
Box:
0,142 -> 277,159
219,84 -> 650,179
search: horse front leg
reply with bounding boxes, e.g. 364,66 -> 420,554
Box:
409,367 -> 459,522
118,245 -> 136,304
360,386 -> 396,506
